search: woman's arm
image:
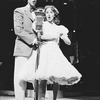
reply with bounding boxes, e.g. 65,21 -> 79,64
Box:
60,25 -> 71,45
61,34 -> 71,45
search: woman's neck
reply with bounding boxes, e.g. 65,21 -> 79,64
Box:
47,21 -> 54,24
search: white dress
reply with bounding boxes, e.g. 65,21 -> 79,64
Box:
35,21 -> 82,85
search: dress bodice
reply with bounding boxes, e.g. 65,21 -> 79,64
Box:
42,21 -> 69,44
32,21 -> 69,44
43,21 -> 60,38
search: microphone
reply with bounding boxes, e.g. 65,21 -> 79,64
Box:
35,15 -> 43,31
34,8 -> 45,36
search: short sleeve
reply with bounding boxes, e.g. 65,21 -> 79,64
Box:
59,25 -> 71,45
59,25 -> 69,39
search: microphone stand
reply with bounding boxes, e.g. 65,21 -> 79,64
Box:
33,8 -> 44,100
34,30 -> 42,100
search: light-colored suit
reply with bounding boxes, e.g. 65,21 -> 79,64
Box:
14,5 -> 36,57
13,5 -> 36,100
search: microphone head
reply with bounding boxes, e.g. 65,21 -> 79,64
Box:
34,7 -> 45,31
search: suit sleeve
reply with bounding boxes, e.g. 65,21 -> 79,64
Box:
13,8 -> 36,45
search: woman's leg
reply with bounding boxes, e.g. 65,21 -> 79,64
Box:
53,83 -> 60,100
38,80 -> 47,100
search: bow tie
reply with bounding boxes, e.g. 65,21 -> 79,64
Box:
30,7 -> 36,13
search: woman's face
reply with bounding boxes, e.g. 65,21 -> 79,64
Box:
45,8 -> 55,23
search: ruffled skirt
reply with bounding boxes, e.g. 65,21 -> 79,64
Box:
35,41 -> 82,85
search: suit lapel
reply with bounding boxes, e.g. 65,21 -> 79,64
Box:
24,5 -> 34,22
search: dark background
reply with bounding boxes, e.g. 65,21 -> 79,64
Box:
0,0 -> 100,96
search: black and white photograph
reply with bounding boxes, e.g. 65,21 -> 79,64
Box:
0,0 -> 100,100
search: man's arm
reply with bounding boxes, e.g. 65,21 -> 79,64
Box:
14,8 -> 36,45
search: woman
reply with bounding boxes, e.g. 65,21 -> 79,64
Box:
33,5 -> 82,100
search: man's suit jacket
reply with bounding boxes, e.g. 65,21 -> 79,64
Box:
13,5 -> 36,58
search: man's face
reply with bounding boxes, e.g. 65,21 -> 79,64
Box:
28,0 -> 37,7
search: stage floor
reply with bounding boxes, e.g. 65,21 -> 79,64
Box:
0,96 -> 100,100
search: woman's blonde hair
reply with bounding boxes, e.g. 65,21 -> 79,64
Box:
44,5 -> 60,25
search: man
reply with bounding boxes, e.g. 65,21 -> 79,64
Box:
13,0 -> 37,100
